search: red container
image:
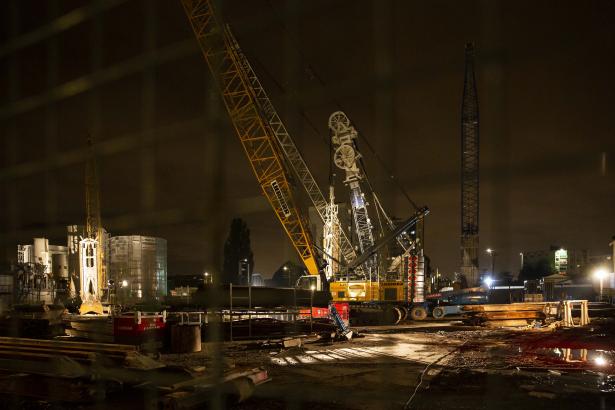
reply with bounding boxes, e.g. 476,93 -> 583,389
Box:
298,302 -> 350,326
113,312 -> 166,345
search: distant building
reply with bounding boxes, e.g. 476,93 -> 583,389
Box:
108,235 -> 167,302
522,246 -> 588,277
15,237 -> 69,304
17,238 -> 68,278
250,272 -> 265,287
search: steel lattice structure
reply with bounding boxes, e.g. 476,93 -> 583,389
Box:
329,111 -> 376,279
460,43 -> 479,286
181,0 -> 319,275
226,30 -> 359,273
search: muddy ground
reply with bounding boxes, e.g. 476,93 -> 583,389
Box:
161,319 -> 615,409
4,319 -> 612,409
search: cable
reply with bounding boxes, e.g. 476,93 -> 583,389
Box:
265,0 -> 420,211
403,341 -> 468,409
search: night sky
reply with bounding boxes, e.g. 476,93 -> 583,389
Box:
1,0 -> 614,279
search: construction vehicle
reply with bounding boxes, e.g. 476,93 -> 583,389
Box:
181,0 -> 430,324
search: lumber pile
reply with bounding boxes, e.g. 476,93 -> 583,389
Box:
461,302 -> 559,327
65,315 -> 114,342
0,336 -> 268,405
0,304 -> 66,338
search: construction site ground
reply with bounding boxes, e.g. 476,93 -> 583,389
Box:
161,318 -> 615,409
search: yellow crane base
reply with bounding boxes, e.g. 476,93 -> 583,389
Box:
79,300 -> 104,315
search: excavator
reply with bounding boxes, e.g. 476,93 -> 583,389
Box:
180,0 -> 431,324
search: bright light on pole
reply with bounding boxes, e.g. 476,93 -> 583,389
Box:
483,276 -> 493,288
594,355 -> 608,366
121,280 -> 128,288
594,268 -> 608,301
594,268 -> 608,280
486,248 -> 496,277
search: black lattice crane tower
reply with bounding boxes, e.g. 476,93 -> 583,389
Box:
460,43 -> 479,287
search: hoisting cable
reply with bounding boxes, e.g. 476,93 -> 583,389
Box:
264,0 -> 420,212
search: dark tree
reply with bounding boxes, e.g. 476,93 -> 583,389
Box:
495,271 -> 514,285
455,272 -> 469,289
222,218 -> 254,285
270,261 -> 306,288
519,258 -> 556,281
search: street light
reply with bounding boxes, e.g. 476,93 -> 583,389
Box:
310,284 -> 315,332
486,248 -> 496,277
283,265 -> 290,287
593,267 -> 608,301
238,259 -> 249,285
483,276 -> 494,289
120,280 -> 129,305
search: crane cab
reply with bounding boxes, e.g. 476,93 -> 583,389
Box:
295,275 -> 322,291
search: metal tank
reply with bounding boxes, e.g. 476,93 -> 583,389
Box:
51,252 -> 69,279
108,236 -> 167,303
33,238 -> 50,272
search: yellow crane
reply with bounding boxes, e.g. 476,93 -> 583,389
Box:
180,0 -> 319,276
79,138 -> 105,315
180,0 -> 430,324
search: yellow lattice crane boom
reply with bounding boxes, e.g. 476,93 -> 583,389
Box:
80,138 -> 104,315
180,0 -> 319,275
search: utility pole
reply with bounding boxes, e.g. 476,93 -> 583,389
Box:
460,43 -> 480,287
487,248 -> 496,277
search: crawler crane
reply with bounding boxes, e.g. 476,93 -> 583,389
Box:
181,0 -> 430,324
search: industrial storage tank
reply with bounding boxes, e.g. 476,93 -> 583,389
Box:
51,252 -> 68,279
108,236 -> 167,303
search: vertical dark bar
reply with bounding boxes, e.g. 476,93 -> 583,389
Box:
44,0 -> 59,228
481,0 -> 510,275
89,0 -> 103,140
6,0 -> 20,237
141,0 -> 157,215
202,3 -> 228,402
373,0 -> 396,215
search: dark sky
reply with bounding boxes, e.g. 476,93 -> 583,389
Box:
1,0 -> 614,279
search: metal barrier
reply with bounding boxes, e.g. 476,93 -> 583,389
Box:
560,300 -> 590,327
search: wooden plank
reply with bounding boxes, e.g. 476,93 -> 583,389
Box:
461,303 -> 556,312
475,311 -> 545,320
0,336 -> 135,352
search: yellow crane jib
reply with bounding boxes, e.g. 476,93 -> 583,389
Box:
180,0 -> 319,275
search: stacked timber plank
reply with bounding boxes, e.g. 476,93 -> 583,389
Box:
461,302 -> 561,327
0,336 -> 268,406
0,304 -> 66,338
64,314 -> 114,342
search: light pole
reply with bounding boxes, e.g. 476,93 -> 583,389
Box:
519,252 -> 524,270
283,265 -> 290,287
310,284 -> 315,332
238,259 -> 249,285
203,271 -> 211,285
486,248 -> 496,277
594,268 -> 608,301
121,279 -> 128,305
